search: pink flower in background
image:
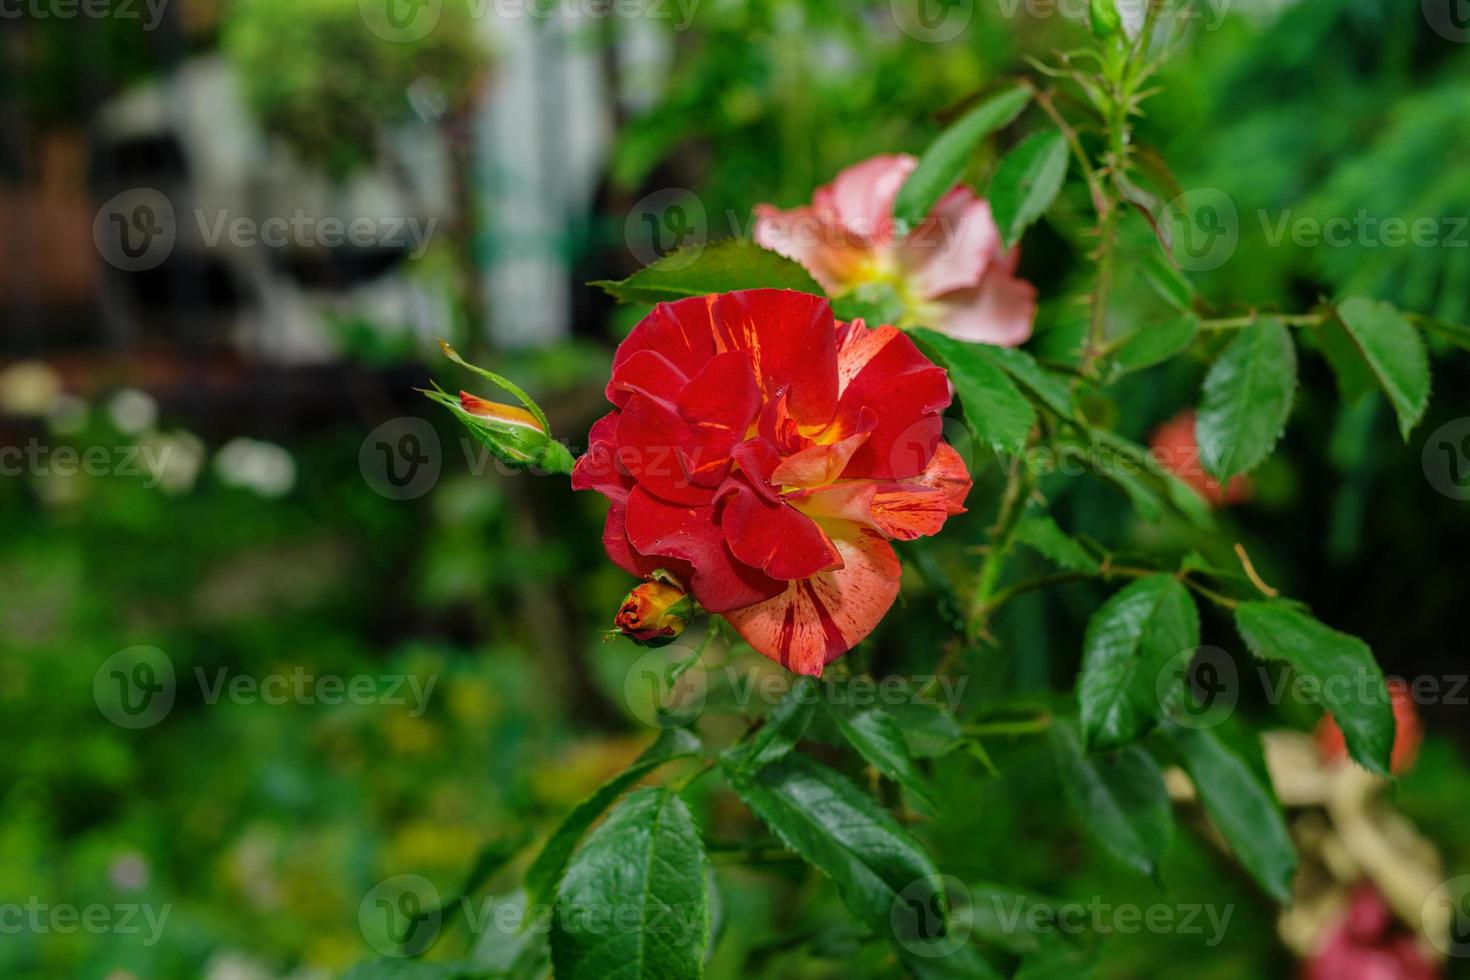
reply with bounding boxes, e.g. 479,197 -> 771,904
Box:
754,153 -> 1037,346
1302,884 -> 1439,980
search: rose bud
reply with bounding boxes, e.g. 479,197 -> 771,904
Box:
423,341 -> 576,475
616,579 -> 697,647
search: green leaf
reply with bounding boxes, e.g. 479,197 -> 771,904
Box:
719,751 -> 946,949
976,344 -> 1077,420
1163,723 -> 1296,903
524,728 -> 701,910
593,238 -> 824,305
1234,600 -> 1393,776
725,676 -> 817,774
1316,319 -> 1380,403
821,700 -> 936,811
1079,575 -> 1200,750
1196,318 -> 1297,480
1412,313 -> 1470,354
912,328 -> 1035,454
1049,719 -> 1172,878
989,131 -> 1069,249
887,701 -> 965,759
469,888 -> 549,976
1139,247 -> 1196,312
892,86 -> 1032,232
1111,314 -> 1198,376
1334,298 -> 1432,439
1012,513 -> 1099,573
551,789 -> 710,980
1069,428 -> 1215,530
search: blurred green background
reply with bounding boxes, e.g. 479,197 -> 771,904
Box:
2,0 -> 1469,977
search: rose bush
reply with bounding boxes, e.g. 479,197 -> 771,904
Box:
571,288 -> 970,675
411,19 -> 1462,977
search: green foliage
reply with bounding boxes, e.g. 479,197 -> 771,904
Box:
593,239 -> 823,305
1078,575 -> 1199,751
718,751 -> 953,958
1012,513 -> 1099,574
912,328 -> 1035,454
222,0 -> 487,177
1331,298 -> 1432,438
1233,600 -> 1394,776
1163,725 -> 1296,903
1109,315 -> 1199,376
989,130 -> 1070,249
524,728 -> 701,911
550,788 -> 710,980
1049,720 -> 1173,878
893,86 -> 1032,232
1196,319 -> 1298,481
821,699 -> 936,812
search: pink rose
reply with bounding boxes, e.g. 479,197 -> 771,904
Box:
754,153 -> 1038,346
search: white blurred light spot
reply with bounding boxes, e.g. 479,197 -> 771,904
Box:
107,389 -> 160,436
214,438 -> 297,499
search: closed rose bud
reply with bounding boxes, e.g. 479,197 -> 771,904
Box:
424,342 -> 576,476
422,387 -> 574,475
616,579 -> 696,647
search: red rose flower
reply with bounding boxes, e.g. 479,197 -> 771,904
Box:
573,288 -> 971,675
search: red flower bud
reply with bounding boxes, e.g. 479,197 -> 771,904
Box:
616,579 -> 696,647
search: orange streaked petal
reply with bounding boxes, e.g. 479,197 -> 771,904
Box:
788,442 -> 971,541
460,392 -> 544,431
723,528 -> 900,676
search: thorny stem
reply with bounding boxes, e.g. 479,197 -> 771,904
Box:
965,453 -> 1034,641
1030,84 -> 1106,216
978,558 -> 1243,620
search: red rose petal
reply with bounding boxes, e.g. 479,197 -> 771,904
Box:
709,289 -> 838,426
624,486 -> 784,612
831,323 -> 949,480
724,528 -> 901,676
